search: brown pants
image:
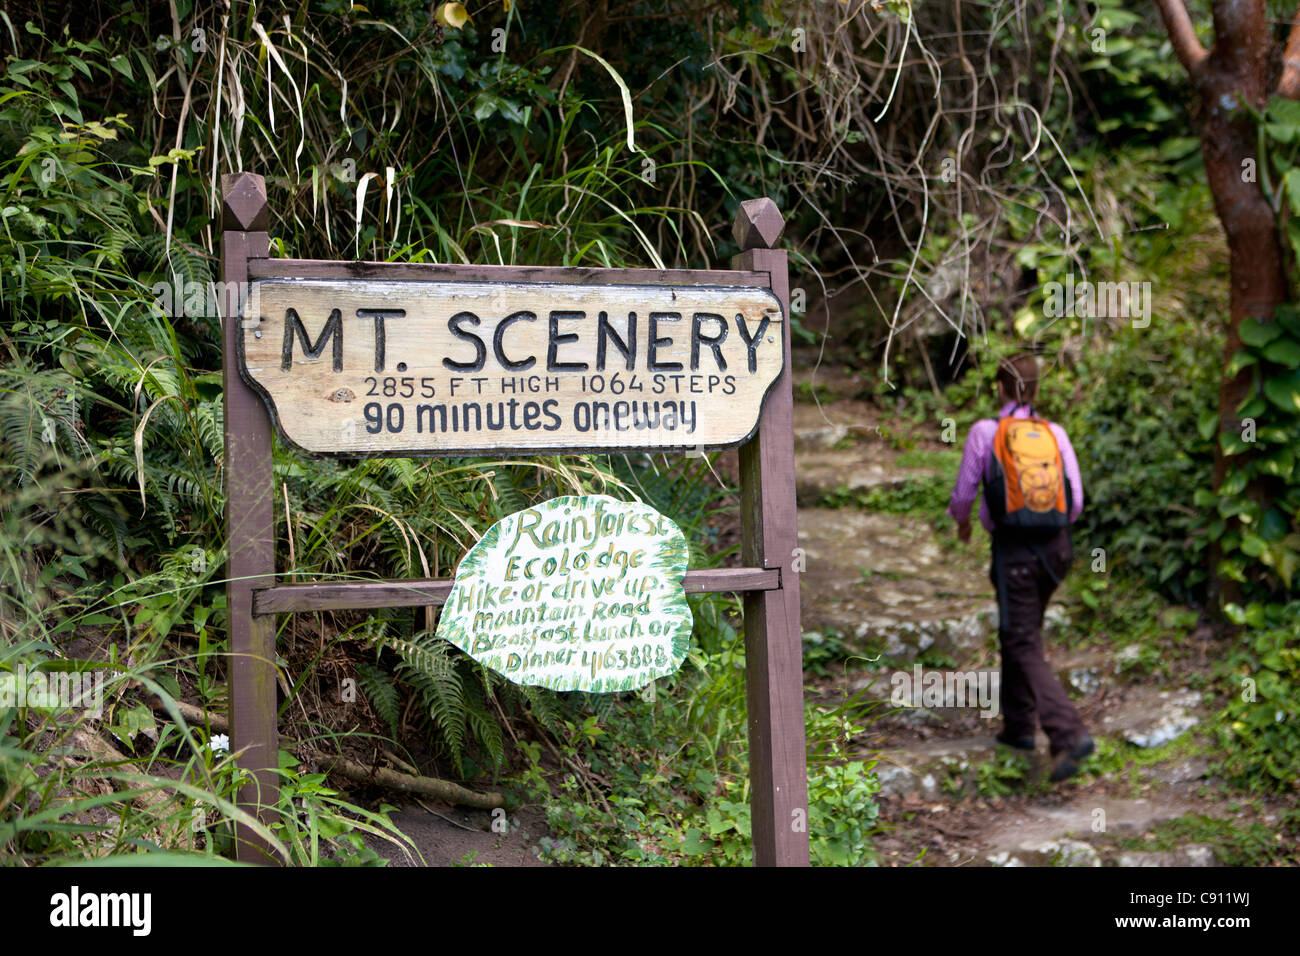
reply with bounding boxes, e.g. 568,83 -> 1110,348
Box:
989,529 -> 1087,755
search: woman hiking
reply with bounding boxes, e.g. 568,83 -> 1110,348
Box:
946,353 -> 1095,783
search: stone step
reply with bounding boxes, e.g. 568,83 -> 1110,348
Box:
790,398 -> 953,508
870,733 -> 1009,799
798,508 -> 995,663
862,669 -> 1211,801
790,363 -> 866,403
1055,647 -> 1109,697
988,837 -> 1222,867
1096,686 -> 1205,749
792,399 -> 880,452
987,839 -> 1104,867
1115,844 -> 1219,867
980,795 -> 1223,867
850,668 -> 1001,707
795,449 -> 931,507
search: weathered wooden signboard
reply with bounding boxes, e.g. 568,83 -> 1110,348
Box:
240,279 -> 784,454
220,171 -> 809,867
437,496 -> 693,692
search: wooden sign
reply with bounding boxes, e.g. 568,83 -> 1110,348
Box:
222,174 -> 810,866
435,495 -> 692,693
239,278 -> 785,455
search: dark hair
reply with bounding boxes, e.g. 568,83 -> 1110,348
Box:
996,353 -> 1039,404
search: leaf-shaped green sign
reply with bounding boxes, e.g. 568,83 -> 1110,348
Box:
436,495 -> 693,693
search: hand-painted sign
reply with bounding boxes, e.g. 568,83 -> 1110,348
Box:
238,278 -> 784,455
435,495 -> 692,692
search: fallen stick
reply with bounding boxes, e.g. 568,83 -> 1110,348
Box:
327,757 -> 505,810
146,698 -> 504,809
153,697 -> 228,733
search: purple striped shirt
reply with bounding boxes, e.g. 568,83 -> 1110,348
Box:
947,402 -> 1084,533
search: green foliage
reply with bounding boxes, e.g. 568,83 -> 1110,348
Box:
802,628 -> 859,678
805,711 -> 881,865
1213,605 -> 1300,793
0,628 -> 253,864
1204,304 -> 1300,601
871,0 -> 1231,607
528,633 -> 881,866
0,13 -> 762,860
372,628 -> 504,775
1077,730 -> 1203,792
1062,317 -> 1219,601
818,467 -> 957,520
11,0 -> 1293,864
925,749 -> 1039,799
973,751 -> 1034,797
680,704 -> 880,867
1186,99 -> 1300,614
271,753 -> 418,866
354,661 -> 400,738
1114,811 -> 1300,867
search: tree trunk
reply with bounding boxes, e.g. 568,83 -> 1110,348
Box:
1200,72 -> 1289,606
1157,0 -> 1294,607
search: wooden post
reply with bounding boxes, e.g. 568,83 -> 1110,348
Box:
219,172 -> 278,863
212,181 -> 806,865
732,198 -> 811,866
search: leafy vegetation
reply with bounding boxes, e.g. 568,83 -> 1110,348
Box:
1108,810 -> 1300,867
529,663 -> 881,867
1213,604 -> 1300,793
3,0 -> 1299,866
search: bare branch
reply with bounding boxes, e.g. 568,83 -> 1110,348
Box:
1155,0 -> 1210,78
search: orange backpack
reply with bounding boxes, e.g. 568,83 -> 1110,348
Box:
984,405 -> 1071,536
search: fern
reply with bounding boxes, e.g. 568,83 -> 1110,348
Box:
494,467 -> 528,517
517,683 -> 561,733
355,661 -> 401,737
463,666 -> 506,772
0,379 -> 45,486
381,632 -> 469,770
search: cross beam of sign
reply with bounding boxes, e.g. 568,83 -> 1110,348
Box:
220,171 -> 809,868
239,279 -> 785,455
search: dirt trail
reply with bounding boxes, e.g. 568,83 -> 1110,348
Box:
368,349 -> 1278,867
789,351 -> 1273,867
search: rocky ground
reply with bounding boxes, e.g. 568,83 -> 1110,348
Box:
368,348 -> 1292,867
789,350 -> 1290,867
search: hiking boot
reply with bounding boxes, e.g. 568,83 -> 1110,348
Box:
1049,735 -> 1095,782
995,731 -> 1036,751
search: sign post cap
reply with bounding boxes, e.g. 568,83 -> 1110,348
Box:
732,197 -> 785,251
221,172 -> 269,232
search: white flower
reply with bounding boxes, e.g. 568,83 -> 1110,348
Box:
210,733 -> 230,754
